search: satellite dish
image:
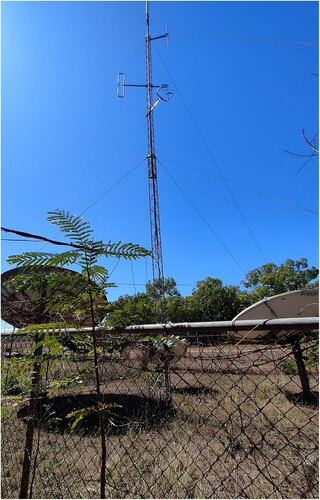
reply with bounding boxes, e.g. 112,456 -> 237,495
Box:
1,266 -> 107,329
228,289 -> 319,341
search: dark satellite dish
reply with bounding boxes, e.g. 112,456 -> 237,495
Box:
1,266 -> 107,329
228,289 -> 319,341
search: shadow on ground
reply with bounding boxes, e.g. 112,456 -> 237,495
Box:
17,393 -> 174,435
285,391 -> 319,408
172,386 -> 218,396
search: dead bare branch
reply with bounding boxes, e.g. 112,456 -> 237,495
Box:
302,129 -> 319,154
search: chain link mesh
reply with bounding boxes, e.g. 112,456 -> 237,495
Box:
1,331 -> 318,498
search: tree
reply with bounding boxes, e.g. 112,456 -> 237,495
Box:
6,209 -> 150,499
284,129 -> 319,173
188,277 -> 250,322
242,258 -> 319,301
165,295 -> 193,323
105,278 -> 191,326
145,277 -> 181,300
105,292 -> 154,327
106,275 -> 253,325
145,277 -> 182,322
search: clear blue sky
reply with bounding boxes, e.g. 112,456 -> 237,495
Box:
1,1 -> 319,320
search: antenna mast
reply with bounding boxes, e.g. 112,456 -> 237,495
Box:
117,1 -> 172,290
145,0 -> 164,284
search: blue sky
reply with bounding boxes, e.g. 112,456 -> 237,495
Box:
1,0 -> 319,322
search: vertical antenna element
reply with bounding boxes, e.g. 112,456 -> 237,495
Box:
145,0 -> 164,286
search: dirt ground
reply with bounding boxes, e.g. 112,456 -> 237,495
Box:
1,336 -> 318,499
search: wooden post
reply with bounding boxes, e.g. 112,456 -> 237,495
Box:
291,338 -> 313,401
19,332 -> 43,499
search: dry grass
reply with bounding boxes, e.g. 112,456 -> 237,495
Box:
1,339 -> 319,499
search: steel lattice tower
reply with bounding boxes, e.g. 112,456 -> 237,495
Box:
117,1 -> 172,287
145,1 -> 164,284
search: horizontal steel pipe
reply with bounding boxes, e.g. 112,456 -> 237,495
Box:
1,317 -> 318,337
110,317 -> 319,334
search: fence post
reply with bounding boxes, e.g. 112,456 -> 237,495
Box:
291,337 -> 313,401
19,332 -> 44,499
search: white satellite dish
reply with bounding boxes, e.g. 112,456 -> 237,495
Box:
228,289 -> 319,341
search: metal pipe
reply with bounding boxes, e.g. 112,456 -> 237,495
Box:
2,317 -> 317,337
114,317 -> 319,334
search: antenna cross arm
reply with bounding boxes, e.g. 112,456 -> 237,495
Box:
149,33 -> 168,41
117,73 -> 167,98
125,84 -> 147,88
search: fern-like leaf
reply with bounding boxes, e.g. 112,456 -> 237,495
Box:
104,241 -> 150,260
17,322 -> 74,336
89,265 -> 108,282
6,251 -> 79,268
47,210 -> 94,245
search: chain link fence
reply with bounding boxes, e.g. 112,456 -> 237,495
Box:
1,330 -> 318,499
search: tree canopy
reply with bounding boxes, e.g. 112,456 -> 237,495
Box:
188,277 -> 251,322
105,258 -> 318,326
241,258 -> 319,301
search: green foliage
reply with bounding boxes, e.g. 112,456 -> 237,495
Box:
18,322 -> 73,337
5,209 -> 151,353
242,258 -> 319,301
67,406 -> 96,430
106,276 -> 252,325
105,292 -> 154,326
67,403 -> 122,430
48,373 -> 87,390
188,277 -> 251,322
3,267 -> 104,327
6,210 -> 150,328
57,332 -> 80,352
8,210 -> 150,275
7,251 -> 79,269
140,334 -> 187,358
104,241 -> 151,260
165,295 -> 193,323
304,344 -> 319,370
280,358 -> 298,375
2,359 -> 32,396
145,277 -> 181,300
2,373 -> 27,396
105,257 -> 318,326
143,370 -> 161,385
280,342 -> 319,375
105,290 -> 195,326
4,209 -> 150,498
47,210 -> 94,245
